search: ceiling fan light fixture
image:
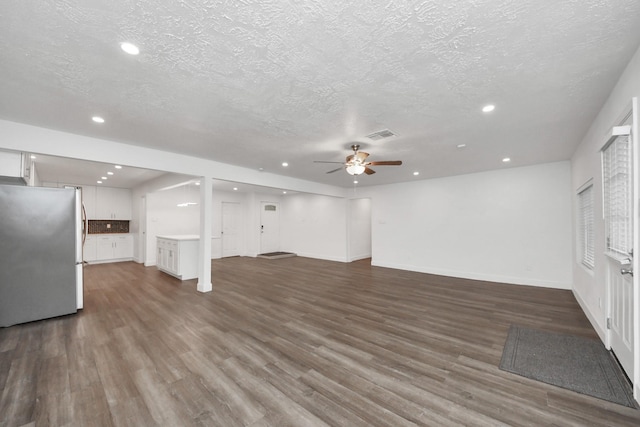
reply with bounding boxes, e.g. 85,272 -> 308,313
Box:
346,164 -> 366,175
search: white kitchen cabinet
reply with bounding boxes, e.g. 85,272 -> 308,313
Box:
95,235 -> 133,262
95,187 -> 132,220
0,150 -> 32,185
96,236 -> 114,260
81,185 -> 96,219
62,184 -> 129,220
83,235 -> 97,262
156,235 -> 199,280
113,235 -> 133,259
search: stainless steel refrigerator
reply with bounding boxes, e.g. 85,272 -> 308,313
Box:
0,184 -> 84,327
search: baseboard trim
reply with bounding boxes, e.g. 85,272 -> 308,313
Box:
86,258 -> 134,265
292,252 -> 348,263
349,254 -> 372,262
370,260 -> 572,290
572,288 -> 607,345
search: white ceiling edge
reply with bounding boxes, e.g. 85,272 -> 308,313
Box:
143,174 -> 293,197
0,119 -> 347,198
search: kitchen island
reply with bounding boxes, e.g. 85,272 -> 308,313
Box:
156,235 -> 199,280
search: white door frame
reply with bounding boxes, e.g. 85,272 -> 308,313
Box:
632,97 -> 640,400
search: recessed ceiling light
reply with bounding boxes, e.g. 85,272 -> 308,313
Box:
120,42 -> 140,55
457,144 -> 467,149
233,187 -> 238,191
482,104 -> 495,113
92,116 -> 105,123
195,182 -> 200,186
413,171 -> 420,176
502,157 -> 511,163
282,162 -> 288,167
259,167 -> 264,171
353,180 -> 358,184
107,171 -> 114,175
282,191 -> 287,194
30,155 -> 36,159
114,165 -> 122,169
97,180 -> 103,184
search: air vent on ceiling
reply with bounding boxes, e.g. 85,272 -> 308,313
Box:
365,129 -> 396,141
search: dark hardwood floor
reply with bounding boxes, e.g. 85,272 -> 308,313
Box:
1,257 -> 639,426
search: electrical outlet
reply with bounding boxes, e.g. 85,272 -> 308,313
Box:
107,223 -> 111,229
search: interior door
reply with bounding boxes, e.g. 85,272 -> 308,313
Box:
221,202 -> 241,257
260,201 -> 280,254
348,198 -> 372,261
603,110 -> 636,381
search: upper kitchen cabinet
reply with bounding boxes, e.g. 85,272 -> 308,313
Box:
81,185 -> 96,219
95,187 -> 132,220
0,150 -> 32,185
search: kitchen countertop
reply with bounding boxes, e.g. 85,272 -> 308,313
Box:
87,232 -> 134,235
156,235 -> 200,241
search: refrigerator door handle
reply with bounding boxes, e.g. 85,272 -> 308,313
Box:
74,187 -> 84,310
82,202 -> 87,246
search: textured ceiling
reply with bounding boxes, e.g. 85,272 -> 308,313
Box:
1,0 -> 640,188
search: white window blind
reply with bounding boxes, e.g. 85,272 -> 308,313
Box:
578,185 -> 595,268
602,134 -> 632,258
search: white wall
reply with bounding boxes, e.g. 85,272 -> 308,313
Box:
131,173 -> 197,263
281,193 -> 348,262
358,162 -> 573,288
572,44 -> 640,334
137,175 -> 286,263
570,44 -> 640,398
31,161 -> 42,187
145,185 -> 201,265
348,198 -> 372,261
135,163 -> 576,286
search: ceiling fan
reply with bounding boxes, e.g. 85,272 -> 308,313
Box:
314,144 -> 403,176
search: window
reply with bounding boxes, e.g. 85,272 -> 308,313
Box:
602,133 -> 632,258
578,184 -> 595,269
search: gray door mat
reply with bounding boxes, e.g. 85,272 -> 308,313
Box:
257,252 -> 296,259
499,324 -> 637,408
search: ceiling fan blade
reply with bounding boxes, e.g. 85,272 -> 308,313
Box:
314,160 -> 345,164
326,167 -> 344,174
367,160 -> 402,166
364,167 -> 376,175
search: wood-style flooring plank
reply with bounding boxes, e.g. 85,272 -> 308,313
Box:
0,257 -> 639,426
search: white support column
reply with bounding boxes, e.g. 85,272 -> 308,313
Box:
197,176 -> 213,292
